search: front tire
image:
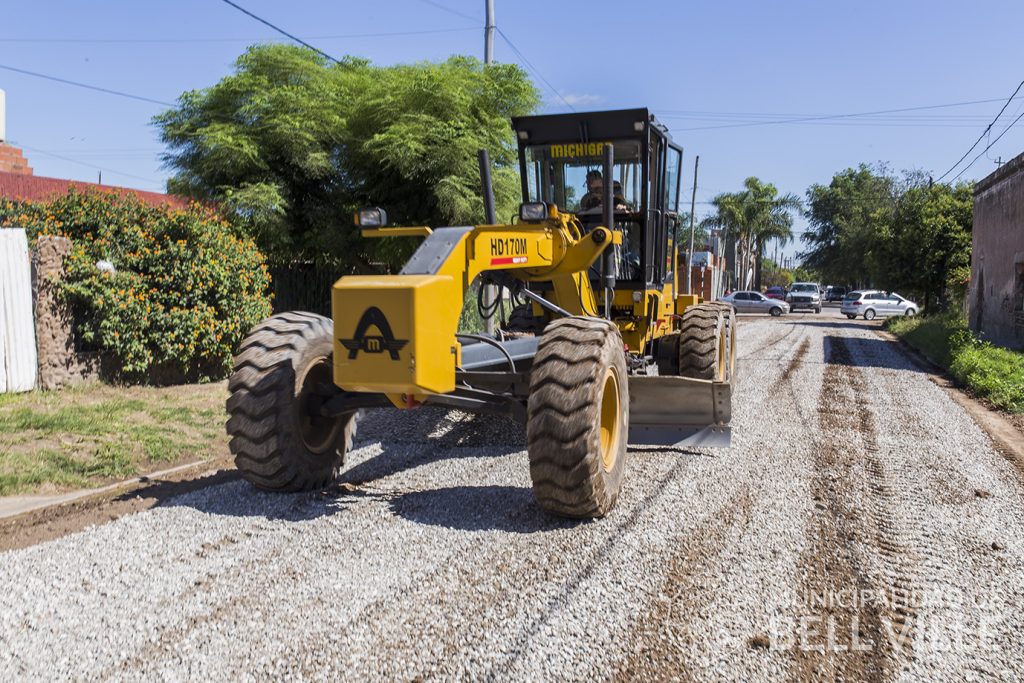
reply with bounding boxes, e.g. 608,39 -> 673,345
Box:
526,317 -> 628,518
846,314 -> 856,319
226,312 -> 357,491
864,309 -> 876,321
770,306 -> 782,317
905,309 -> 916,317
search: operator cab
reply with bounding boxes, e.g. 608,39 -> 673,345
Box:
511,108 -> 684,288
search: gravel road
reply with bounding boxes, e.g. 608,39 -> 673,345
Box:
2,312 -> 1023,681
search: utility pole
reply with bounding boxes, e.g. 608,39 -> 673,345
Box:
482,0 -> 496,333
484,0 -> 494,65
686,155 -> 699,294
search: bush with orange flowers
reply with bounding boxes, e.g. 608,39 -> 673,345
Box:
1,189 -> 272,381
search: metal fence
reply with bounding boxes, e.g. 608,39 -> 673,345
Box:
0,228 -> 37,392
268,263 -> 340,317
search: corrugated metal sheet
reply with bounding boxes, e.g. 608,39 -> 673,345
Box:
0,228 -> 37,392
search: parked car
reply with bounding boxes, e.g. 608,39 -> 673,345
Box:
841,290 -> 919,320
825,286 -> 847,302
786,282 -> 822,313
720,290 -> 790,316
765,286 -> 786,300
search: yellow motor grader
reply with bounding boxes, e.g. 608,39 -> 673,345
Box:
226,108 -> 734,518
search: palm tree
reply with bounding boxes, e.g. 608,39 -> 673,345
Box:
702,177 -> 800,290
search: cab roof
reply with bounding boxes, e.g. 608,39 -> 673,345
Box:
510,108 -> 672,146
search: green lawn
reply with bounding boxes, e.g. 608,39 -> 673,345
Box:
888,314 -> 1024,413
0,382 -> 229,496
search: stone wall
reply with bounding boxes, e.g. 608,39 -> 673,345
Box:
33,235 -> 100,389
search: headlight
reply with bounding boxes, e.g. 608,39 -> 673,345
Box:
519,202 -> 549,222
354,207 -> 388,227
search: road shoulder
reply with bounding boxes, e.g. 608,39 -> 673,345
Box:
875,327 -> 1024,479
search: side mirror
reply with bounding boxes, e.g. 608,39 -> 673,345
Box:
354,207 -> 388,227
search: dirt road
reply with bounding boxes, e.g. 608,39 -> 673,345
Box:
2,312 -> 1023,681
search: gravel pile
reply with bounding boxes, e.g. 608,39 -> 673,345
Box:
1,312 -> 1022,681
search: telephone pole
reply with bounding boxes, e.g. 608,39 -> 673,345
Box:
686,155 -> 699,294
484,0 -> 494,65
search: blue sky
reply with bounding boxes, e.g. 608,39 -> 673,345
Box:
2,0 -> 1022,262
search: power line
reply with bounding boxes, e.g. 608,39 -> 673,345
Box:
0,63 -> 174,106
0,28 -> 477,43
951,108 -> 1024,181
495,27 -> 574,112
662,97 -> 1014,132
413,0 -> 480,24
217,0 -> 342,64
936,79 -> 1024,182
17,144 -> 163,187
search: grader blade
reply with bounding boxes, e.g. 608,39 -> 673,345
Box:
627,375 -> 732,448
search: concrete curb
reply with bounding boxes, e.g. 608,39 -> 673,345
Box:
0,459 -> 210,520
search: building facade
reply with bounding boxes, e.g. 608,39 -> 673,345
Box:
970,152 -> 1024,349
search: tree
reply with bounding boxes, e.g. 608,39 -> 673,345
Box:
875,182 -> 972,311
155,46 -> 539,271
702,177 -> 800,290
802,164 -> 972,310
801,164 -> 897,287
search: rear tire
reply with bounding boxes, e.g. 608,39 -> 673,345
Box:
226,312 -> 357,491
679,303 -> 727,381
864,309 -> 876,321
846,314 -> 856,319
526,317 -> 628,518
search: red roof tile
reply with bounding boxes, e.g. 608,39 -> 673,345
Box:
0,170 -> 191,209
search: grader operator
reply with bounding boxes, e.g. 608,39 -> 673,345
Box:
226,108 -> 734,518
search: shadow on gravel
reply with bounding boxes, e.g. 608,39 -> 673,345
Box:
158,409 -> 528,522
824,334 -> 923,373
388,485 -> 585,533
791,320 -> 879,331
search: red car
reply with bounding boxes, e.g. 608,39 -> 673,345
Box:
765,286 -> 786,300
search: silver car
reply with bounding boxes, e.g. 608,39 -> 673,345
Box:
841,290 -> 919,320
720,291 -> 790,316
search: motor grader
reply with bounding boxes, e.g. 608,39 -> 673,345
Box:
226,108 -> 734,518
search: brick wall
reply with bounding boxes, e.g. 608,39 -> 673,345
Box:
0,144 -> 32,175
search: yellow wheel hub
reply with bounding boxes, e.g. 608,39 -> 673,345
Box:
599,368 -> 621,472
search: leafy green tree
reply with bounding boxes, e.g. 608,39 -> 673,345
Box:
802,164 -> 972,310
801,164 -> 897,287
876,182 -> 972,310
155,46 -> 539,271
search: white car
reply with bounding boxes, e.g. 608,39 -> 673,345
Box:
841,290 -> 919,320
786,282 -> 822,313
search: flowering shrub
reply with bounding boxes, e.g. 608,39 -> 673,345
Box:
0,190 -> 272,381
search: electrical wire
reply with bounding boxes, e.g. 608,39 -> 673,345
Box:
16,144 -> 163,187
951,108 -> 1024,181
0,63 -> 174,106
413,0 -> 480,24
936,79 -> 1024,182
663,97 -> 1016,132
217,0 -> 342,64
495,27 -> 575,112
0,28 -> 478,43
